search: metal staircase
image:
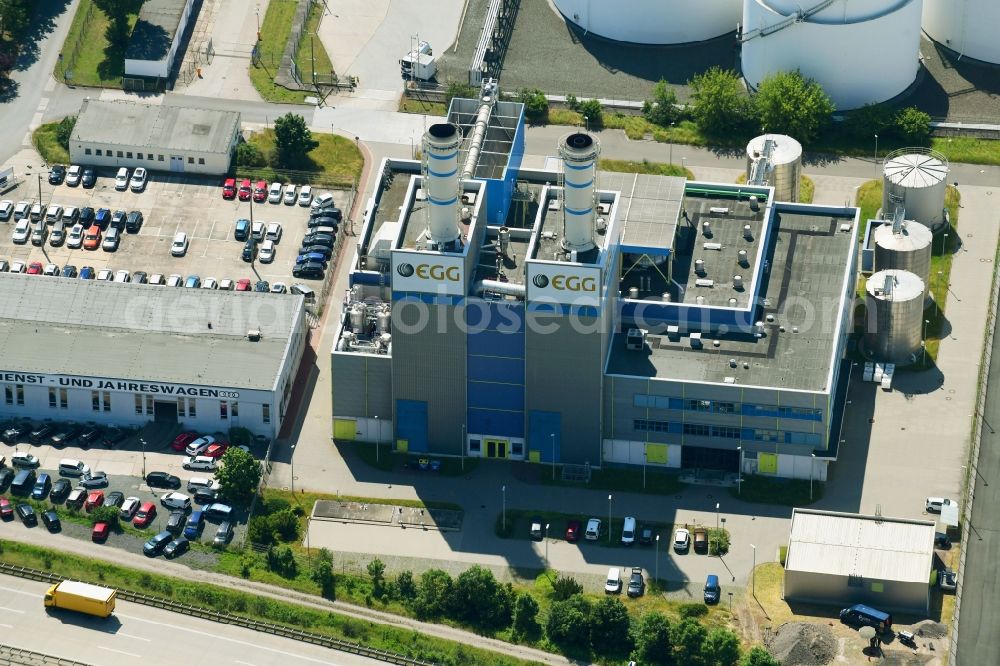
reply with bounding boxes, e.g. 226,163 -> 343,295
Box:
740,0 -> 837,43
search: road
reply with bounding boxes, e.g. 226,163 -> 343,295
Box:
0,573 -> 383,666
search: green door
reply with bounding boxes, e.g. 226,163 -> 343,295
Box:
758,452 -> 778,475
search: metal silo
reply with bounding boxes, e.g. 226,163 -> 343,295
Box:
882,148 -> 949,231
865,269 -> 925,364
923,0 -> 1000,65
746,133 -> 801,202
552,0 -> 741,44
873,218 -> 933,286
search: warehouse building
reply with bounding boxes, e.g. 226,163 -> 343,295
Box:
331,84 -> 859,480
124,0 -> 197,80
0,275 -> 307,440
784,509 -> 936,614
69,99 -> 240,175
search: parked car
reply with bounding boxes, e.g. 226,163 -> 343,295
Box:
194,486 -> 220,505
202,277 -> 218,289
50,478 -> 72,503
94,207 -> 110,229
251,220 -> 265,241
114,167 -> 130,190
82,225 -> 101,250
31,473 -> 52,500
166,274 -> 183,287
182,455 -> 217,471
605,567 -> 622,594
92,522 -> 109,542
235,278 -> 252,291
204,503 -> 233,522
213,521 -> 234,547
26,261 -> 43,274
171,231 -> 189,256
585,518 -> 601,540
529,516 -> 544,541
621,516 -> 637,546
78,425 -> 101,447
45,205 -> 63,224
161,492 -> 192,511
265,222 -> 282,242
297,184 -> 313,206
16,503 -> 37,526
125,211 -> 143,233
234,218 -> 250,241
184,275 -> 201,289
627,567 -> 645,597
11,219 -> 30,244
254,280 -> 270,292
102,227 -> 121,251
183,511 -> 205,539
925,497 -> 954,513
292,262 -> 324,279
29,202 -> 45,221
565,520 -> 581,542
237,179 -> 252,201
0,469 -> 12,494
13,201 -> 29,220
66,165 -> 82,186
67,223 -> 84,249
673,528 -> 691,553
185,435 -> 216,456
11,453 -> 40,468
241,237 -> 257,262
311,192 -> 335,210
267,181 -> 282,203
165,510 -> 186,534
49,221 -> 66,246
143,531 -> 174,556
283,183 -> 297,204
164,537 -> 190,559
148,273 -> 165,285
66,488 -> 86,510
171,432 -> 200,451
84,490 -> 105,511
203,442 -> 229,458
939,568 -> 958,592
693,527 -> 709,554
110,209 -> 126,229
704,574 -> 721,604
252,180 -> 268,202
0,497 -> 12,520
113,270 -> 130,284
259,239 -> 276,263
133,502 -> 157,528
41,510 -> 62,532
270,282 -> 288,294
0,199 -> 11,220
30,222 -> 48,246
145,471 -> 181,489
129,167 -> 148,192
48,164 -> 66,184
80,471 -> 109,488
29,424 -> 54,444
58,459 -> 89,476
104,491 -> 125,509
60,265 -> 78,278
81,167 -> 96,188
222,178 -> 236,199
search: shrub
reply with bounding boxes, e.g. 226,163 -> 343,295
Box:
412,569 -> 453,619
678,602 -> 709,618
247,515 -> 275,545
227,426 -> 254,446
550,574 -> 584,601
89,505 -> 120,530
708,528 -> 730,556
631,611 -> 672,665
702,627 -> 742,665
512,592 -> 539,637
453,565 -> 513,629
546,595 -> 592,647
565,93 -> 580,111
519,88 -> 549,122
753,70 -> 835,144
445,81 -> 477,105
578,99 -> 604,129
235,142 -> 265,168
590,596 -> 632,655
842,103 -> 894,141
741,646 -> 780,666
671,617 -> 708,665
311,558 -> 335,599
367,557 -> 386,597
266,544 -> 299,578
895,106 -> 932,143
271,509 -> 301,541
643,78 -> 681,127
55,116 -> 76,150
395,570 -> 417,599
690,68 -> 753,139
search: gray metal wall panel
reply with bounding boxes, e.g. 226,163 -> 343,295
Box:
784,570 -> 927,615
392,302 -> 467,454
526,312 -> 603,465
331,352 -> 393,418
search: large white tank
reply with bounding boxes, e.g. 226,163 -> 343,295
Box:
552,0 -> 741,45
741,0 -> 923,110
882,148 -> 949,231
922,0 -> 1000,65
422,123 -> 462,246
865,269 -> 925,364
873,219 -> 932,284
559,132 -> 600,253
745,133 -> 802,202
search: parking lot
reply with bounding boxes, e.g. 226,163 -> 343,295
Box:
0,169 -> 352,290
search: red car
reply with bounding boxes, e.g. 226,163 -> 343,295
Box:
565,520 -> 581,543
237,179 -> 252,201
203,442 -> 229,459
26,261 -> 43,275
84,490 -> 105,512
252,180 -> 268,202
133,502 -> 156,528
222,178 -> 236,199
92,522 -> 109,542
171,431 -> 199,452
0,497 -> 12,520
235,278 -> 251,292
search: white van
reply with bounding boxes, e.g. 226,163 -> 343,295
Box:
186,476 -> 217,492
58,459 -> 90,477
621,516 -> 637,546
605,567 -> 622,594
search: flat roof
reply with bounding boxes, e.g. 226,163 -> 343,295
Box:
399,176 -> 482,250
447,98 -> 523,180
0,275 -> 302,391
531,187 -> 610,265
608,206 -> 857,391
786,509 -> 935,584
474,226 -> 532,288
604,172 -> 685,253
126,0 -> 190,62
71,99 -> 239,155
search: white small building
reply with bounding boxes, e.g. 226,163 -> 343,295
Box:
69,99 -> 240,175
784,509 -> 936,614
0,275 -> 307,440
124,0 -> 197,80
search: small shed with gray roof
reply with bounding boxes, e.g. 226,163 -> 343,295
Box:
124,0 -> 197,80
784,508 -> 936,614
69,99 -> 240,175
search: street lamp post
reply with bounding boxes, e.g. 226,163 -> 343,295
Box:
715,502 -> 720,533
460,423 -> 465,472
751,543 -> 757,597
874,134 -> 879,180
545,523 -> 550,569
551,433 -> 555,481
655,534 -> 660,583
669,122 -> 675,165
374,415 -> 380,464
140,438 -> 147,481
810,453 -> 816,501
737,446 -> 743,495
502,485 -> 506,532
290,443 -> 296,493
923,318 -> 930,364
608,494 -> 613,544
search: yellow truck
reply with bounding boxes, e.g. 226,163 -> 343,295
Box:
43,580 -> 116,618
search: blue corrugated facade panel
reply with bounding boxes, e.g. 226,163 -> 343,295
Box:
528,411 -> 561,462
468,301 -> 526,439
469,382 -> 524,410
468,355 -> 525,384
396,399 -> 428,452
468,408 -> 523,437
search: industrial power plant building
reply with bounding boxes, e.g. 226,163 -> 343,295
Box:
331,85 -> 860,481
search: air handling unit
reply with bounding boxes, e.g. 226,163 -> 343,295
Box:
882,148 -> 949,232
559,132 -> 600,253
746,133 -> 801,202
422,123 -> 463,249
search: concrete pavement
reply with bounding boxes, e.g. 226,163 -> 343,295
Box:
177,0 -> 267,101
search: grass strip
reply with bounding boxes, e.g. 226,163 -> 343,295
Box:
32,123 -> 70,164
238,129 -> 363,187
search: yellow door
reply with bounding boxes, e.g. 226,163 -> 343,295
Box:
645,443 -> 668,465
528,450 -> 541,463
758,452 -> 778,474
333,419 -> 356,440
485,439 -> 509,459
396,439 -> 408,453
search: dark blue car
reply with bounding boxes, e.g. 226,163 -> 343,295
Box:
183,511 -> 204,539
234,219 -> 250,241
94,208 -> 111,229
295,252 -> 328,266
79,266 -> 95,280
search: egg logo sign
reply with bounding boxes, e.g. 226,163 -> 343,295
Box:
396,263 -> 415,277
532,274 -> 549,288
535,272 -> 597,292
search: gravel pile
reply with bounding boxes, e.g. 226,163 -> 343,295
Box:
912,620 -> 948,639
768,622 -> 838,665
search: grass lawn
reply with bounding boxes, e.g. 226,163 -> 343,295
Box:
32,122 -> 70,164
293,1 -> 335,86
398,96 -> 448,116
54,0 -> 141,88
729,475 -> 822,506
248,0 -> 311,103
600,159 -> 693,179
239,129 -> 363,187
541,465 -> 687,497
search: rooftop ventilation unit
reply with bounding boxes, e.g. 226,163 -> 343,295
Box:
626,328 -> 648,351
247,329 -> 261,341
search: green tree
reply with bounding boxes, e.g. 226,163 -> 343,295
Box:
740,646 -> 780,666
445,81 -> 477,105
367,557 -> 386,597
671,617 -> 708,665
412,568 -> 454,619
0,0 -> 32,36
215,446 -> 261,505
266,544 -> 298,578
578,98 -> 604,129
590,596 -> 632,655
643,78 -> 681,127
550,574 -> 584,601
631,611 -> 672,665
546,595 -> 592,648
753,70 -> 835,144
89,505 -> 120,530
270,508 -> 300,541
895,106 -> 932,143
690,68 -> 753,139
842,103 -> 894,141
453,565 -> 513,629
247,515 -> 275,545
273,113 -> 317,168
565,93 -> 580,111
702,627 -> 742,666
518,88 -> 549,123
311,557 -> 336,599
55,116 -> 76,150
511,592 -> 539,637
394,570 -> 417,599
92,0 -> 134,45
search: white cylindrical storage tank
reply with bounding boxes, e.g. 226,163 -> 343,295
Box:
741,0 -> 923,110
551,0 -> 741,45
422,123 -> 462,245
873,220 -> 933,284
865,269 -> 925,364
559,132 -> 600,253
745,133 -> 802,202
922,0 -> 1000,65
882,148 -> 949,231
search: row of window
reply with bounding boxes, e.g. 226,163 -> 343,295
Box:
82,147 -> 206,165
633,394 -> 823,421
633,419 -> 821,445
6,385 -> 270,424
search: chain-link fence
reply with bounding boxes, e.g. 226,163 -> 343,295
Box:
57,1 -> 95,82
